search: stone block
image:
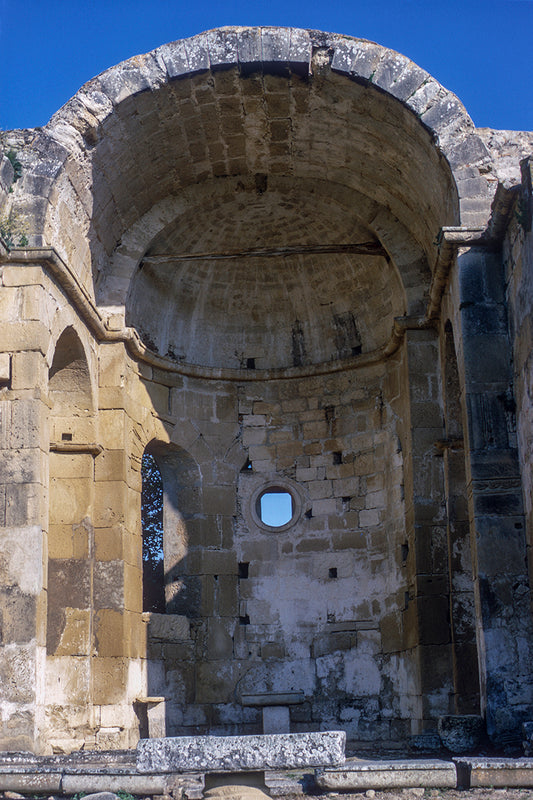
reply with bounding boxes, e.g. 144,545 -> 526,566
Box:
312,498 -> 337,516
0,353 -> 11,384
93,560 -> 124,610
160,40 -> 190,79
0,643 -> 37,704
380,613 -> 403,653
11,351 -> 45,390
98,409 -> 126,449
217,575 -> 238,617
0,774 -> 62,792
61,775 -> 171,795
49,476 -> 90,525
94,610 -> 125,657
417,596 -> 451,645
0,587 -> 36,644
207,618 -> 234,660
359,509 -> 381,527
312,631 -> 355,657
52,608 -> 91,657
262,706 -> 290,734
207,28 -> 238,70
194,549 -> 238,576
316,759 -> 457,790
95,449 -> 127,482
473,516 -> 527,578
92,657 -> 128,704
0,321 -> 49,354
45,655 -> 90,704
93,481 -> 127,526
48,558 -> 90,609
145,612 -> 190,641
458,758 -> 533,788
94,527 -> 124,561
0,525 -> 43,595
237,28 -> 262,73
288,28 -> 311,76
136,730 -> 346,773
195,662 -> 239,705
240,692 -> 303,707
8,398 -> 43,449
438,715 -> 484,753
203,486 -> 236,516
50,451 -> 93,480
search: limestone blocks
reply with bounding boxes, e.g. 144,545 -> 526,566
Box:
136,731 -> 346,773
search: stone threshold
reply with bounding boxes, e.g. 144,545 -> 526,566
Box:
1,753 -> 533,794
455,758 -> 533,788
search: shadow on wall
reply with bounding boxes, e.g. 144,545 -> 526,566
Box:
140,442 -> 206,736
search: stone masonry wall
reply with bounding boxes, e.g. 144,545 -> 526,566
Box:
504,160 -> 533,582
132,347 -> 420,744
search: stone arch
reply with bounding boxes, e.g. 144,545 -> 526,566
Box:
46,325 -> 96,749
49,326 -> 93,418
12,27 -> 493,324
5,26 -> 519,748
143,438 -> 202,615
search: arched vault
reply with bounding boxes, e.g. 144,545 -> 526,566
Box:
15,27 -> 495,373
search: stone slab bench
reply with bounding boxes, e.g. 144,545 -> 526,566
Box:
136,731 -> 346,774
455,758 -> 533,788
315,758 -> 457,791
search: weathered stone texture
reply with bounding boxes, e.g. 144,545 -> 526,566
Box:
0,25 -> 532,755
136,730 -> 345,772
316,759 -> 457,790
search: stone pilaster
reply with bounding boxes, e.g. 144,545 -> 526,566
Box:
459,246 -> 533,742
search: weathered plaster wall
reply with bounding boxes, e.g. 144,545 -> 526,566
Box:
119,347 -> 419,743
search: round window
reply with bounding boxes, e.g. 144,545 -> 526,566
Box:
258,489 -> 294,527
250,482 -> 301,532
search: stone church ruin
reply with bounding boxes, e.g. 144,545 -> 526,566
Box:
0,26 -> 532,755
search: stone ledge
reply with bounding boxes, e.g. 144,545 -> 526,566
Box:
136,731 -> 346,774
240,692 -> 304,706
315,759 -> 457,790
61,773 -> 172,795
455,758 -> 533,788
0,773 -> 62,793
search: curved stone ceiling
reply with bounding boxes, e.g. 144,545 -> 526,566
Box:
9,27 -> 496,374
126,175 -> 402,370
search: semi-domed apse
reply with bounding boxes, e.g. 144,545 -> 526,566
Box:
11,27 -> 495,374
2,25 -> 533,756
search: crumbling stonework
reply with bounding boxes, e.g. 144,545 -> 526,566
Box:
0,26 -> 532,754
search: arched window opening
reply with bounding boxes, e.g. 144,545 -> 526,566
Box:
49,326 -> 93,418
47,327 -> 94,658
141,453 -> 165,613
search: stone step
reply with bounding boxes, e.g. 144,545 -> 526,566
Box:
315,758 -> 457,791
455,758 -> 533,788
4,752 -> 533,795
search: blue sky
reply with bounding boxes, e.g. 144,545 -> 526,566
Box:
1,0 -> 532,132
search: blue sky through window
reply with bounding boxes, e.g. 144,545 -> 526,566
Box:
260,491 -> 293,527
